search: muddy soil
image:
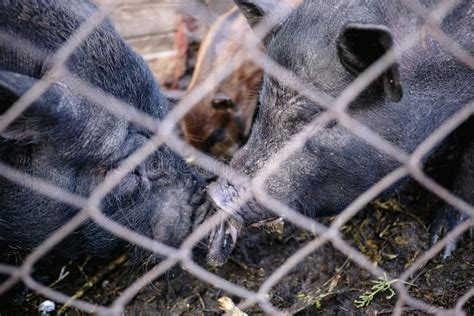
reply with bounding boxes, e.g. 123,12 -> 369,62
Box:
2,183 -> 472,315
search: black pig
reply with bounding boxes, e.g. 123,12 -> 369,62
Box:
0,0 -> 209,260
208,0 -> 473,265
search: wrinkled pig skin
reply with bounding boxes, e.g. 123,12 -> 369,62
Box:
208,0 -> 473,264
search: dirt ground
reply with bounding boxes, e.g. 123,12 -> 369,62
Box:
2,181 -> 473,315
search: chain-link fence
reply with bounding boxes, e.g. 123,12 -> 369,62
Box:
0,0 -> 472,315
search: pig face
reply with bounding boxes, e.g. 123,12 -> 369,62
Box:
181,7 -> 262,158
208,0 -> 473,237
0,0 -> 209,260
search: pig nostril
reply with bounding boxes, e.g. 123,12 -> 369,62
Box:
205,128 -> 226,145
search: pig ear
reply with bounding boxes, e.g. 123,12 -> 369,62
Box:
0,79 -> 19,115
234,0 -> 279,27
337,23 -> 403,102
0,71 -> 61,142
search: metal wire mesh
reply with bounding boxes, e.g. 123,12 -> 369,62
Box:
0,0 -> 472,315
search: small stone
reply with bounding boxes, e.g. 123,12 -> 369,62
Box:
38,300 -> 56,315
218,296 -> 247,316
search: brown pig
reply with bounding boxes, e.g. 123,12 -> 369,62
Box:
181,6 -> 263,158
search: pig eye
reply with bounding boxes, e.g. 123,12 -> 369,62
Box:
146,159 -> 165,178
206,128 -> 226,144
146,159 -> 172,184
97,166 -> 109,177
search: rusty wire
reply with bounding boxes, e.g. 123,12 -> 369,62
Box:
0,0 -> 472,315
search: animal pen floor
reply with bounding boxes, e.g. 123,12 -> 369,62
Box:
3,184 -> 473,315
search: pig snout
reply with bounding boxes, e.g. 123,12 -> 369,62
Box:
142,153 -> 211,250
208,179 -> 278,224
206,181 -> 243,267
208,180 -> 242,212
206,219 -> 239,268
206,180 -> 279,266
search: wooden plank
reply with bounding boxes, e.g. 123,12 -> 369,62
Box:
108,5 -> 180,38
125,32 -> 175,55
91,0 -> 207,85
